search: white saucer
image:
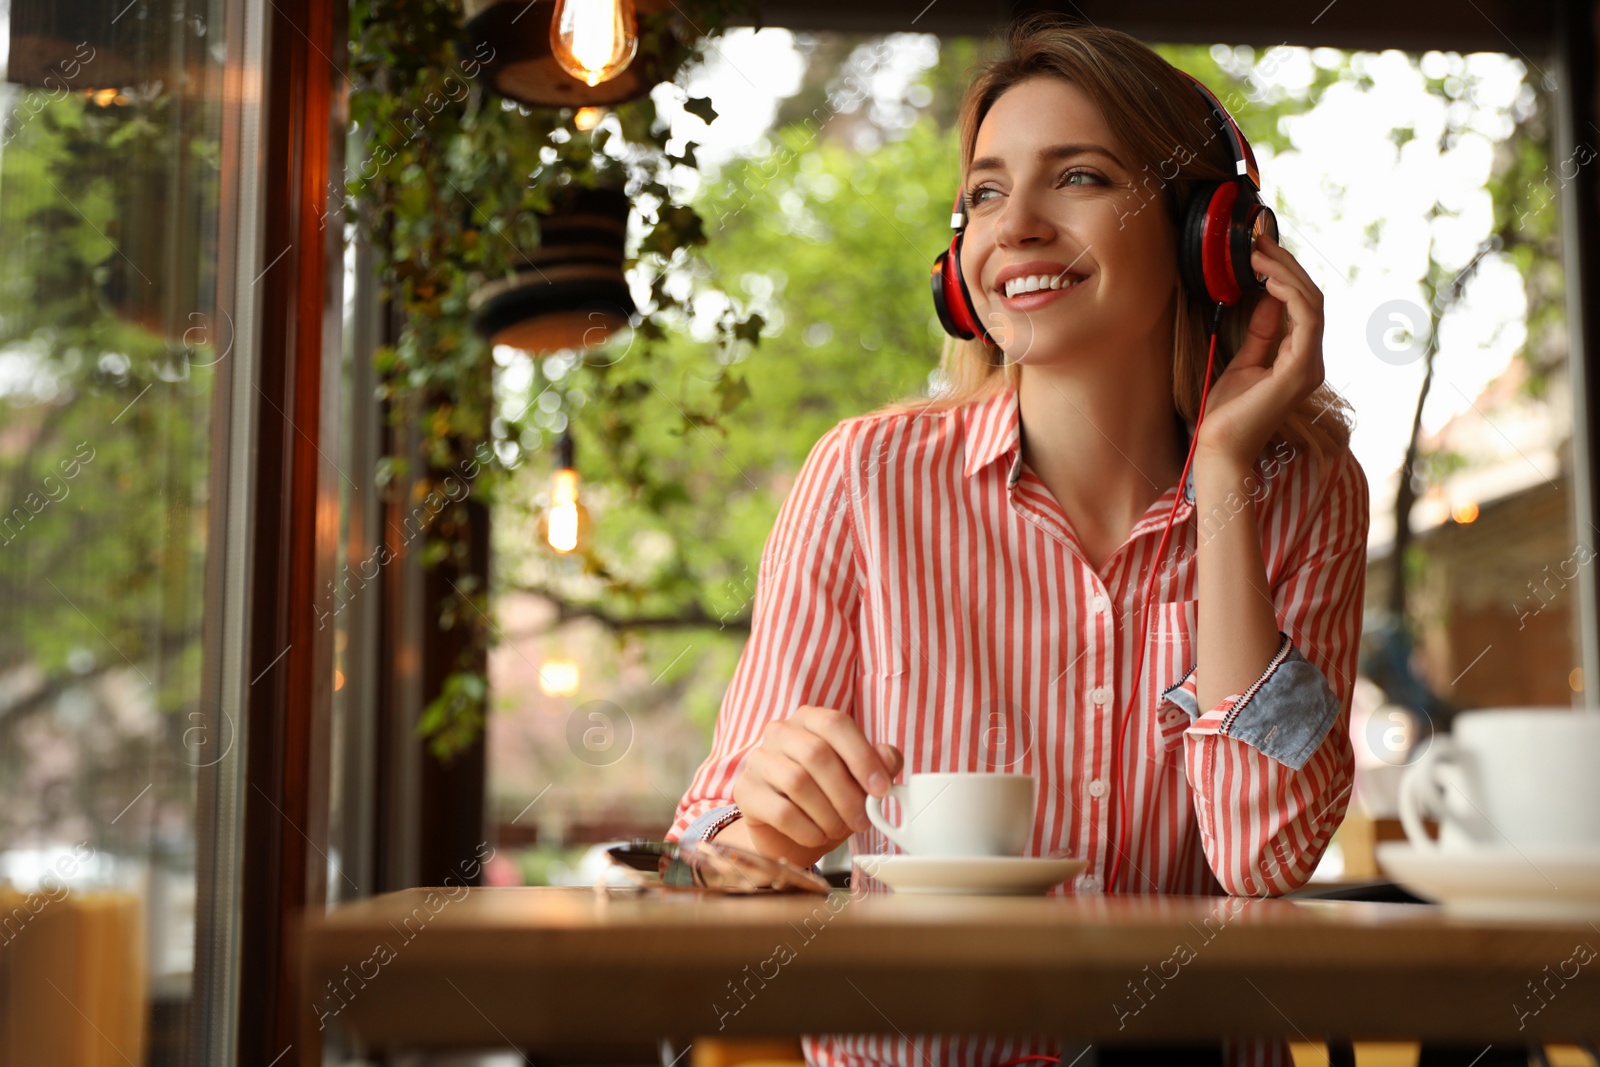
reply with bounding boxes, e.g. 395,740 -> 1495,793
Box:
1377,842 -> 1600,921
853,853 -> 1086,896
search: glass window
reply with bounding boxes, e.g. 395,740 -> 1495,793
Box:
0,0 -> 232,1061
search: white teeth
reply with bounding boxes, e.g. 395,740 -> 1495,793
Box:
1003,272 -> 1081,298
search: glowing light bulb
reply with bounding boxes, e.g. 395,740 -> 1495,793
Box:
550,0 -> 638,88
573,105 -> 607,131
548,467 -> 580,552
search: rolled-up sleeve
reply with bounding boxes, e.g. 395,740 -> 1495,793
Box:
666,421 -> 862,844
1161,631 -> 1342,771
1161,446 -> 1367,896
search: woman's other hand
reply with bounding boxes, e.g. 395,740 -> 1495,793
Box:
723,705 -> 904,868
1193,231 -> 1326,467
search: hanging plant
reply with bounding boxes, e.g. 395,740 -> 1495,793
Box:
346,0 -> 762,757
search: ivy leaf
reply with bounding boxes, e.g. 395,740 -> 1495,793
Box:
684,96 -> 718,125
640,204 -> 707,256
668,141 -> 699,169
677,407 -> 719,433
732,312 -> 764,344
715,371 -> 751,413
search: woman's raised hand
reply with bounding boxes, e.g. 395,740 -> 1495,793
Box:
1194,231 -> 1326,467
727,705 -> 904,867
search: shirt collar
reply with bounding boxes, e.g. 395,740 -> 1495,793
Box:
962,384 -> 1196,506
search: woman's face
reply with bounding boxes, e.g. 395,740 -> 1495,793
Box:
959,75 -> 1180,365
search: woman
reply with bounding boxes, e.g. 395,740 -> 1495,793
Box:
669,14 -> 1366,1067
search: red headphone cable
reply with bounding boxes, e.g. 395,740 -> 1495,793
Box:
1104,301 -> 1224,895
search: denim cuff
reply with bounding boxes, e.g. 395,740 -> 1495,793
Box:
679,803 -> 741,844
1221,634 -> 1341,770
676,803 -> 839,885
1161,633 -> 1341,771
1160,665 -> 1200,718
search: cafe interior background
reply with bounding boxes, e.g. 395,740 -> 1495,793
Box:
0,0 -> 1597,1063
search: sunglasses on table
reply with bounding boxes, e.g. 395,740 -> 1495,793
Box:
604,838 -> 832,895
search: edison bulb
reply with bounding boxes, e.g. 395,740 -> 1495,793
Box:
550,0 -> 638,88
548,467 -> 580,553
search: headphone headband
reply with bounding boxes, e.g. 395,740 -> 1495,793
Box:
1175,70 -> 1260,191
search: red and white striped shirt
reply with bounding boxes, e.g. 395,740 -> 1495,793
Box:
669,382 -> 1367,1067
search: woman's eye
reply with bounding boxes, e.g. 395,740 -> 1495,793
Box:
968,170 -> 1102,206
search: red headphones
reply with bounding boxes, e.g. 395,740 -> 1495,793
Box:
929,70 -> 1277,343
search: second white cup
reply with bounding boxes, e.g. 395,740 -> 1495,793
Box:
864,772 -> 1035,857
1399,708 -> 1600,852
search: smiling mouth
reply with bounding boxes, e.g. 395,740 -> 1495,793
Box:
997,274 -> 1090,308
999,272 -> 1088,299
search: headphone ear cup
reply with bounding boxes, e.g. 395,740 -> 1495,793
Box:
1229,197 -> 1276,298
932,238 -> 972,340
1179,181 -> 1220,304
948,232 -> 988,342
933,230 -> 989,341
931,247 -> 962,338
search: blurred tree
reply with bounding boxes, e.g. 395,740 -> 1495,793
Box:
1373,58 -> 1559,726
0,78 -> 220,846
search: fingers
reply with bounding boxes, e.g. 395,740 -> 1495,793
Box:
1227,291 -> 1284,371
875,742 -> 904,779
1250,240 -> 1325,393
734,708 -> 905,852
1252,237 -> 1324,328
775,720 -> 871,834
798,705 -> 895,796
736,751 -> 845,848
1257,233 -> 1322,302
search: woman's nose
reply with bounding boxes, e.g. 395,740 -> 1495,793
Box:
995,187 -> 1055,246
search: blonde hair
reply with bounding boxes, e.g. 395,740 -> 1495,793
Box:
875,13 -> 1352,469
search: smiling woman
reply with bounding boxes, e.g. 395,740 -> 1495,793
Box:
669,13 -> 1367,1067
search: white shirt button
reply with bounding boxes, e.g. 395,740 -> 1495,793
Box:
1090,595 -> 1109,613
1087,778 -> 1108,798
1091,686 -> 1111,705
1078,874 -> 1102,894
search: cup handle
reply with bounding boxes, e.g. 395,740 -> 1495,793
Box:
865,784 -> 911,852
1399,735 -> 1454,848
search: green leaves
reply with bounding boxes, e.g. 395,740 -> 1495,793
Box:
731,312 -> 764,344
640,204 -> 708,256
714,371 -> 751,412
350,0 -> 757,757
417,670 -> 488,762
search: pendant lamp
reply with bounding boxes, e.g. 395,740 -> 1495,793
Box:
469,183 -> 636,354
462,0 -> 673,108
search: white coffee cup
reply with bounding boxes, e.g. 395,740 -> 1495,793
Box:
1399,708 -> 1600,852
864,772 -> 1035,857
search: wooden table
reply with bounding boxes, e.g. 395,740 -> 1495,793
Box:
300,886 -> 1600,1053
